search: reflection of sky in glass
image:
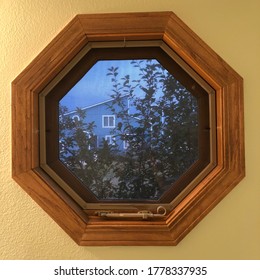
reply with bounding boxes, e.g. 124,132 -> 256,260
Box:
60,59 -> 163,111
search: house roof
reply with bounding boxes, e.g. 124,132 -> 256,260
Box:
64,95 -> 129,116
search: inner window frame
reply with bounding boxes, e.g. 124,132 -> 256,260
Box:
39,41 -> 216,210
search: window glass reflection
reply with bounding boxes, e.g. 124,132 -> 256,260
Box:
59,59 -> 199,200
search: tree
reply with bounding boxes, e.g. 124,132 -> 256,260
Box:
106,59 -> 198,199
59,59 -> 199,200
59,106 -> 120,199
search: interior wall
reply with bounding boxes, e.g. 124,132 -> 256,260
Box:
0,0 -> 259,259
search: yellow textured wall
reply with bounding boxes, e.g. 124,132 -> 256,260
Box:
1,0 -> 259,260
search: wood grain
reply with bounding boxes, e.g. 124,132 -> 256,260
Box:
12,12 -> 244,245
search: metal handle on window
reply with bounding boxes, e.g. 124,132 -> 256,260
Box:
96,206 -> 167,220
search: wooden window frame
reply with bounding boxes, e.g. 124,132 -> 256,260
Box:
12,12 -> 245,246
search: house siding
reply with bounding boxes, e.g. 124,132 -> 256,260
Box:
68,96 -> 134,151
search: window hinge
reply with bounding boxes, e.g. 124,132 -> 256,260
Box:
96,206 -> 167,220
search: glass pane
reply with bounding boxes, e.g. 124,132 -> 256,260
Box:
59,59 -> 199,201
104,116 -> 108,127
109,116 -> 114,127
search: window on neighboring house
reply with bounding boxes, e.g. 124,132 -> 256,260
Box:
102,115 -> 115,128
105,135 -> 115,146
123,133 -> 136,150
84,131 -> 98,150
123,139 -> 129,150
72,115 -> 80,122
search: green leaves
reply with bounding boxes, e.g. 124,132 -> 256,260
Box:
59,59 -> 199,201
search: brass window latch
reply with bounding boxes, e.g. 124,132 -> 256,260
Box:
96,206 -> 167,220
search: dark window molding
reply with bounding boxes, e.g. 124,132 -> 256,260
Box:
41,43 -> 214,207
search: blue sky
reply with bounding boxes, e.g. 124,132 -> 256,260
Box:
60,60 -> 151,111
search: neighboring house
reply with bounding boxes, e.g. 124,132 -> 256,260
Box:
64,95 -> 138,152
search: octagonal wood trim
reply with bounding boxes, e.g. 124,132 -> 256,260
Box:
12,12 -> 245,246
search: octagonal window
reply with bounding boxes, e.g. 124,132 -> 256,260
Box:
40,42 -> 216,208
13,12 -> 244,245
